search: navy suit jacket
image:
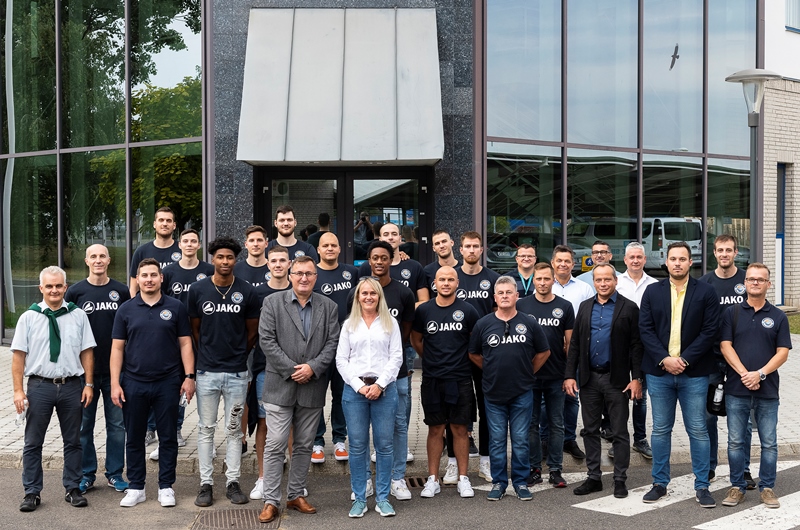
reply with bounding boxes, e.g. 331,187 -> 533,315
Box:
639,276 -> 720,377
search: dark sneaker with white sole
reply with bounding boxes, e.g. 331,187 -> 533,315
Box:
226,482 -> 249,504
696,488 -> 716,508
65,488 -> 88,507
19,493 -> 41,512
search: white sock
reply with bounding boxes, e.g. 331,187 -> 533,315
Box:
448,457 -> 457,466
480,456 -> 490,465
459,475 -> 469,481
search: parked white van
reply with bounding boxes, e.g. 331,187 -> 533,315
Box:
567,217 -> 703,271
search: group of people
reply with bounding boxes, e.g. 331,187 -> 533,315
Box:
10,204 -> 790,519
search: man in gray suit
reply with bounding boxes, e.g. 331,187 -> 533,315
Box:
257,256 -> 340,523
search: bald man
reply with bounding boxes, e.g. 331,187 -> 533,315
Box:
66,244 -> 132,493
411,266 -> 480,498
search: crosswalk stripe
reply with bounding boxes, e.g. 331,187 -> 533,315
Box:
573,461 -> 800,517
473,472 -> 609,496
694,490 -> 800,529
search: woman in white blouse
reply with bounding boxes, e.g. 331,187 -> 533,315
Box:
336,277 -> 403,518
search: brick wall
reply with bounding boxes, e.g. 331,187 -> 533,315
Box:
763,79 -> 800,306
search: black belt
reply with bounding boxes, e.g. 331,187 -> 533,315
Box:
590,367 -> 610,374
29,375 -> 79,384
359,376 -> 378,386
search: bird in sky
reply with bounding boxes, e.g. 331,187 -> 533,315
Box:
669,44 -> 679,70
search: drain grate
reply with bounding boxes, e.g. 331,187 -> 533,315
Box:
192,508 -> 278,530
406,476 -> 428,489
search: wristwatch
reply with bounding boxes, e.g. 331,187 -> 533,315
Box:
758,369 -> 766,381
376,384 -> 386,395
185,373 -> 196,380
85,383 -> 94,388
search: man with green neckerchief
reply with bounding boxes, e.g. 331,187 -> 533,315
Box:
12,266 -> 96,512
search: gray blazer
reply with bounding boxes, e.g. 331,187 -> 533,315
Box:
259,290 -> 340,408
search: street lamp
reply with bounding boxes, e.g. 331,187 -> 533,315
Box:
725,68 -> 782,263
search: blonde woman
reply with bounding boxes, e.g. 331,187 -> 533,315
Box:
336,277 -> 403,518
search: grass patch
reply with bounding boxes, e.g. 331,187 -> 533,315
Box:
789,314 -> 800,335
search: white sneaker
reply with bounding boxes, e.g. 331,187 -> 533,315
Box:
158,487 -> 176,507
120,488 -> 146,507
406,450 -> 414,462
149,447 -> 159,461
391,479 -> 412,500
479,460 -> 492,482
311,445 -> 325,464
249,478 -> 264,500
350,478 -> 374,500
457,476 -> 474,498
442,462 -> 458,485
420,476 -> 441,498
176,430 -> 186,448
371,450 -> 377,463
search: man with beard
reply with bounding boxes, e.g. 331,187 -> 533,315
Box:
423,230 -> 461,296
129,207 -> 181,298
266,205 -> 319,262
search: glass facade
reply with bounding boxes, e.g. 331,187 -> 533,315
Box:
486,0 -> 756,276
1,0 -> 202,335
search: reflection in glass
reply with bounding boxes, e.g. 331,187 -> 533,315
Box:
64,150 -> 127,283
3,156 -> 58,327
487,0 -> 560,141
707,0 -> 755,156
1,0 -> 57,153
642,0 -> 702,152
642,155 -> 703,276
131,142 -> 202,250
707,158 -> 749,270
271,179 -> 337,241
353,179 -> 418,263
62,0 -> 126,148
567,0 -> 637,147
566,149 -> 636,271
131,0 -> 201,142
486,145 -> 562,272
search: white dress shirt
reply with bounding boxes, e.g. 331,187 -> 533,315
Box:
336,314 -> 403,392
616,270 -> 658,307
552,276 -> 596,315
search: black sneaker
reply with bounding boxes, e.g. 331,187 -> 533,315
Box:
643,484 -> 668,503
744,472 -> 756,490
600,427 -> 613,441
65,488 -> 88,507
563,440 -> 586,459
468,437 -> 479,457
527,467 -> 543,487
614,480 -> 628,498
226,482 -> 249,504
549,470 -> 566,488
573,478 -> 603,495
195,484 -> 214,507
696,488 -> 716,508
19,493 -> 41,512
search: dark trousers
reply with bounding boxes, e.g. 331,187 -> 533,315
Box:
580,372 -> 630,482
23,377 -> 83,495
446,363 -> 489,457
122,374 -> 181,489
314,363 -> 347,445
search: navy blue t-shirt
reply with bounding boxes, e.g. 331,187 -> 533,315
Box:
456,267 -> 500,317
469,312 -> 550,404
359,258 -> 427,301
720,301 -> 792,399
314,264 -> 360,323
266,239 -> 319,262
699,268 -> 747,355
162,261 -> 215,307
188,277 -> 261,373
129,240 -> 181,278
423,259 -> 462,297
516,295 -> 575,381
412,299 -> 479,380
233,260 -> 271,288
66,279 -> 131,376
112,294 -> 191,381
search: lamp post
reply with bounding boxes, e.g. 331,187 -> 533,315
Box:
725,69 -> 782,264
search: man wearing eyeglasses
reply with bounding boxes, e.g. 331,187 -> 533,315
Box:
699,234 -> 754,487
506,244 -> 537,298
577,241 -> 620,289
719,264 -> 790,510
258,256 -> 340,522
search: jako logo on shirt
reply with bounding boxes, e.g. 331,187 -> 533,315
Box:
202,301 -> 241,314
160,310 -> 172,320
389,308 -> 399,317
321,282 -> 352,295
720,295 -> 744,305
82,301 -> 118,314
171,282 -> 184,294
457,289 -> 489,299
171,252 -> 181,261
109,290 -> 120,302
427,321 -> 463,334
487,332 -> 527,347
762,318 -> 775,329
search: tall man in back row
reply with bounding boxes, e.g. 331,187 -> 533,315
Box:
267,205 -> 319,262
129,206 -> 181,297
639,242 -> 719,508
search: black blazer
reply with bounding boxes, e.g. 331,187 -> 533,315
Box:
638,276 -> 720,377
565,293 -> 643,389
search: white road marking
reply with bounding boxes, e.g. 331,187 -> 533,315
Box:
694,490 -> 800,529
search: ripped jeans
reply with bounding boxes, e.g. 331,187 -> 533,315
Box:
196,370 -> 250,486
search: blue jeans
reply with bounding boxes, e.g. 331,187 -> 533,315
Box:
392,376 -> 410,481
647,373 -> 710,490
81,373 -> 125,482
727,394 -> 779,491
485,391 -> 533,488
342,383 -> 397,502
196,370 -> 250,486
529,379 -> 564,471
707,361 -> 751,471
